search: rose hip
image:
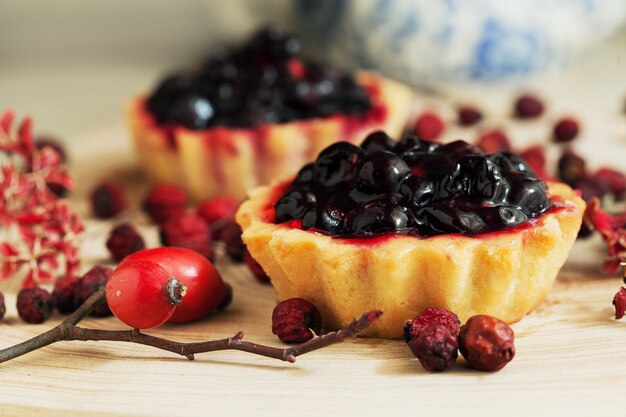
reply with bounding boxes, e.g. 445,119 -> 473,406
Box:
196,195 -> 240,238
613,287 -> 626,320
143,184 -> 188,224
553,117 -> 580,143
159,213 -> 213,261
407,323 -> 458,372
592,168 -> 626,200
557,150 -> 586,187
514,94 -> 544,119
272,298 -> 322,343
244,250 -> 270,283
221,221 -> 246,262
75,266 -> 113,317
457,105 -> 483,126
90,182 -> 126,219
17,287 -> 56,324
414,112 -> 445,141
53,276 -> 80,314
106,223 -> 146,262
0,292 -> 5,320
458,315 -> 515,371
476,130 -> 511,153
403,307 -> 461,342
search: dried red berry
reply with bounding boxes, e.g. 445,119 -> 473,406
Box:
613,287 -> 626,319
196,195 -> 239,238
557,150 -> 586,187
514,94 -> 544,119
520,146 -> 548,178
0,292 -> 5,320
407,323 -> 458,372
17,287 -> 56,324
576,175 -> 610,202
272,298 -> 322,343
75,266 -> 112,317
221,220 -> 246,262
553,117 -> 580,143
403,307 -> 461,342
143,184 -> 188,224
35,136 -> 67,162
244,250 -> 270,283
106,223 -> 146,262
414,112 -> 445,141
53,276 -> 80,314
592,168 -> 626,200
476,130 -> 511,153
90,182 -> 126,219
457,106 -> 483,126
159,213 -> 213,261
458,315 -> 515,371
217,282 -> 234,312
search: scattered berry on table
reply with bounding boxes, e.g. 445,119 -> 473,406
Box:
0,292 -> 5,320
221,221 -> 246,262
413,111 -> 445,141
75,266 -> 113,317
476,129 -> 511,153
407,323 -> 458,372
519,146 -> 547,178
403,307 -> 461,342
613,287 -> 626,319
553,117 -> 580,143
106,223 -> 146,262
244,250 -> 270,283
17,287 -> 56,324
90,182 -> 126,219
557,150 -> 586,187
196,195 -> 240,238
513,94 -> 544,119
272,298 -> 322,343
143,184 -> 188,224
458,315 -> 515,371
457,105 -> 483,126
591,168 -> 626,200
159,213 -> 213,261
52,276 -> 80,314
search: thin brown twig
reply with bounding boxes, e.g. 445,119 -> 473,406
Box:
0,288 -> 382,364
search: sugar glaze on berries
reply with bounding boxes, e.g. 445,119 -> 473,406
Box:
273,131 -> 553,237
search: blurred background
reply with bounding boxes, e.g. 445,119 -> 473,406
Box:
1,0 -> 626,146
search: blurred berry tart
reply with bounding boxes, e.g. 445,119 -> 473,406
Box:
127,26 -> 413,201
236,131 -> 585,338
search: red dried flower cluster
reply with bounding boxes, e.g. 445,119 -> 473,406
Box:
0,110 -> 83,287
583,198 -> 626,274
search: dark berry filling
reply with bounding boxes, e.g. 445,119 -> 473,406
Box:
145,26 -> 372,130
273,131 -> 553,238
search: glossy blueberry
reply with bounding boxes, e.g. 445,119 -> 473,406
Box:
507,179 -> 552,215
477,206 -> 528,229
399,176 -> 437,208
361,131 -> 395,154
437,140 -> 481,158
394,135 -> 438,154
275,189 -> 317,223
488,151 -> 536,177
313,142 -> 363,188
301,206 -> 345,234
414,203 -> 478,235
293,163 -> 315,187
348,202 -> 410,236
357,151 -> 410,193
168,95 -> 214,130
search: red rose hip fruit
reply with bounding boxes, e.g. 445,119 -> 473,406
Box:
143,184 -> 188,224
407,323 -> 458,372
272,298 -> 322,343
122,247 -> 228,323
17,287 -> 56,324
106,260 -> 185,329
403,307 -> 461,342
414,111 -> 445,141
458,315 -> 515,371
53,276 -> 80,314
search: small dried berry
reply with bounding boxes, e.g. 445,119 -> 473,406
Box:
90,182 -> 126,219
458,315 -> 515,371
244,250 -> 270,283
514,94 -> 544,119
520,146 -> 547,178
575,175 -> 610,202
221,220 -> 246,262
476,130 -> 511,153
75,266 -> 112,317
553,117 -> 580,143
0,292 -> 5,320
557,150 -> 586,187
143,184 -> 188,224
403,307 -> 461,342
17,287 -> 56,324
272,298 -> 322,343
53,276 -> 80,314
196,195 -> 239,238
414,111 -> 445,141
613,287 -> 626,319
458,105 -> 483,126
36,136 -> 67,162
106,223 -> 146,262
592,168 -> 626,200
407,323 -> 458,372
217,282 -> 234,312
160,213 -> 213,261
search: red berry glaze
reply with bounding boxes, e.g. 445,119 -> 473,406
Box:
122,247 -> 228,323
458,105 -> 483,126
106,223 -> 146,262
159,213 -> 213,261
90,182 -> 126,219
514,94 -> 544,119
414,111 -> 445,141
143,184 -> 188,224
272,298 -> 322,343
106,260 -> 185,329
403,307 -> 461,342
553,117 -> 580,143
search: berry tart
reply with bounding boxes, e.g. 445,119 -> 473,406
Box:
127,26 -> 413,201
236,131 -> 585,338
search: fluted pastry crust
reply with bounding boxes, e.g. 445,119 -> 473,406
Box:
126,72 -> 413,201
236,181 -> 585,339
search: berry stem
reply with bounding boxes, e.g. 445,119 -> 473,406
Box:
0,289 -> 382,364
